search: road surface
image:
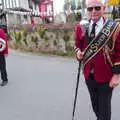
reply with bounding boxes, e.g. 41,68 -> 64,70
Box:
0,50 -> 119,120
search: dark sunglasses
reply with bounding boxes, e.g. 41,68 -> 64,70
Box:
87,6 -> 101,12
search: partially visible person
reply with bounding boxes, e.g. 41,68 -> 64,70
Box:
31,17 -> 35,24
0,28 -> 8,86
74,0 -> 120,119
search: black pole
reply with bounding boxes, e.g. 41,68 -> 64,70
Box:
72,60 -> 81,120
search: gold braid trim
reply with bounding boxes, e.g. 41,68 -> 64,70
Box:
103,22 -> 120,66
109,22 -> 120,52
103,45 -> 113,66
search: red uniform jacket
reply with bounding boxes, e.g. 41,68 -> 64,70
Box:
0,28 -> 8,55
74,21 -> 120,83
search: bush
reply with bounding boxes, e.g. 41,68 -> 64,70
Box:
14,32 -> 22,44
75,12 -> 82,21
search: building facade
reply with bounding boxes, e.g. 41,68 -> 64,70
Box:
0,0 -> 54,28
39,0 -> 54,23
0,0 -> 42,26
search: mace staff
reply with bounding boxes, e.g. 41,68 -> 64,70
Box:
72,60 -> 82,120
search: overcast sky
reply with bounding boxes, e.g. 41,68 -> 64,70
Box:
53,0 -> 65,14
53,0 -> 83,14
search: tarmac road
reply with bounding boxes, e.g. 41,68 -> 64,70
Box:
0,50 -> 119,120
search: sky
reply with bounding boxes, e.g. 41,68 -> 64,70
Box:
53,0 -> 65,14
53,0 -> 82,14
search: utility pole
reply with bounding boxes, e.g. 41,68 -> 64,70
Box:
1,0 -> 4,10
1,0 -> 6,23
0,0 -> 8,36
81,0 -> 85,18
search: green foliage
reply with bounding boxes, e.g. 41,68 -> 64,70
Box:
8,31 -> 13,36
53,40 -> 58,46
23,29 -> 28,37
63,35 -> 70,43
65,43 -> 73,51
22,29 -> 28,46
75,12 -> 82,21
31,36 -> 39,48
34,36 -> 38,43
31,36 -> 38,42
44,35 -> 49,41
66,13 -> 76,23
9,24 -> 75,57
14,32 -> 22,44
36,27 -> 46,38
31,36 -> 35,42
40,31 -> 46,38
8,31 -> 13,40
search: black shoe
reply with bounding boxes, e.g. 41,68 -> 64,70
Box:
1,81 -> 8,86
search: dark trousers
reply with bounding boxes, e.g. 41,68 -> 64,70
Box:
0,55 -> 8,81
85,74 -> 113,120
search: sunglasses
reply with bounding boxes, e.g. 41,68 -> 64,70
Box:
87,6 -> 101,12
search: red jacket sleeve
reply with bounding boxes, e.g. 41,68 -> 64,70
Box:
0,29 -> 8,55
74,24 -> 84,52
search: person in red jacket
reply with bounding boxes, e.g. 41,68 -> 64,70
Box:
0,28 -> 8,86
74,0 -> 120,120
31,18 -> 35,24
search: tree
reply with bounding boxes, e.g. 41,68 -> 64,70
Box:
70,0 -> 76,10
63,0 -> 70,11
77,0 -> 81,9
75,12 -> 82,21
81,0 -> 86,17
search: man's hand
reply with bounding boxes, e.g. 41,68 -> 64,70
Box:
109,74 -> 120,88
76,50 -> 84,60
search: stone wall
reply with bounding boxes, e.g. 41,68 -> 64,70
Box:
8,24 -> 75,56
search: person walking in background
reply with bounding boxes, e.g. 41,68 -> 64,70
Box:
31,16 -> 35,24
74,0 -> 120,119
0,28 -> 8,86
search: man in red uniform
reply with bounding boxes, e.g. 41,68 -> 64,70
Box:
74,0 -> 120,120
0,28 -> 8,86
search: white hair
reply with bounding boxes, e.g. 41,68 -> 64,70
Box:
85,0 -> 106,6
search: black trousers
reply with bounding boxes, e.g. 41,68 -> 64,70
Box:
0,55 -> 8,81
85,74 -> 113,120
